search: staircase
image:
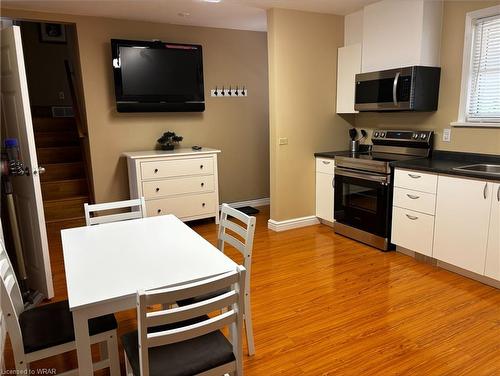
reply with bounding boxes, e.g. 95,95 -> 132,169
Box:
33,116 -> 89,229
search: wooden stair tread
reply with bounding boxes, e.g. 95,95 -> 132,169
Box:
37,146 -> 82,164
43,195 -> 89,205
45,215 -> 86,224
41,178 -> 88,201
32,117 -> 77,132
34,131 -> 79,148
40,162 -> 85,182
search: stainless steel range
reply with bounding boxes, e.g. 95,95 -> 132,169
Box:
334,130 -> 433,251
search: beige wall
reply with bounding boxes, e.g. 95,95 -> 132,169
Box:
2,8 -> 270,204
355,1 -> 500,155
20,21 -> 73,106
268,8 -> 351,221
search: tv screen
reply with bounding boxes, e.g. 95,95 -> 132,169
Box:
111,39 -> 205,112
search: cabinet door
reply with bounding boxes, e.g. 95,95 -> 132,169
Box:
336,44 -> 361,114
434,176 -> 492,274
316,172 -> 334,222
485,183 -> 500,280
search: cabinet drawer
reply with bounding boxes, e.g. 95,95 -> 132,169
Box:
146,193 -> 216,219
392,207 -> 435,257
393,187 -> 436,215
142,176 -> 214,199
141,158 -> 214,180
316,158 -> 335,174
394,169 -> 437,194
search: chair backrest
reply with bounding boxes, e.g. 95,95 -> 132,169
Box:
217,204 -> 256,267
136,265 -> 246,376
0,240 -> 26,363
84,197 -> 147,226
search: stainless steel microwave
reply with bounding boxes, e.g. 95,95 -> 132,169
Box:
354,66 -> 441,112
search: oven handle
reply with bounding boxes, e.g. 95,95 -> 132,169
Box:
335,167 -> 389,185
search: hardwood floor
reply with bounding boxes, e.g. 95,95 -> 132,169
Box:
5,206 -> 500,375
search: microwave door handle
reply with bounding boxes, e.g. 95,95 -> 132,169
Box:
393,72 -> 400,106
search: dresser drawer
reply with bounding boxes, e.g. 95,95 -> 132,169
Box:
146,193 -> 216,219
393,187 -> 436,215
316,158 -> 335,175
394,169 -> 437,194
141,157 -> 214,180
142,176 -> 214,199
392,207 -> 435,257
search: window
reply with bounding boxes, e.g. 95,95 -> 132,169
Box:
454,6 -> 500,127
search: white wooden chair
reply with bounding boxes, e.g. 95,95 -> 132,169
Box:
0,240 -> 120,374
121,265 -> 246,376
177,204 -> 257,355
217,204 -> 256,356
84,197 -> 147,226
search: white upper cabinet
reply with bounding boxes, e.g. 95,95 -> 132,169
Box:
361,0 -> 442,72
336,43 -> 361,114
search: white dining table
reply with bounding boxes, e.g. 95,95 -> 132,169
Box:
61,214 -> 237,376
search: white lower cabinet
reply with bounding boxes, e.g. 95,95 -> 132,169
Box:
484,183 -> 500,280
392,169 -> 500,283
433,176 -> 493,276
392,207 -> 435,257
315,158 -> 334,222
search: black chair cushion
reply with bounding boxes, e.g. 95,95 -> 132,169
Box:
121,316 -> 235,376
19,300 -> 117,354
177,288 -> 230,307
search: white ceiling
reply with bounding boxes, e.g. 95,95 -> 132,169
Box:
1,0 -> 377,32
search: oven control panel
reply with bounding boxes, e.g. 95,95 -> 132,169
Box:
372,130 -> 433,144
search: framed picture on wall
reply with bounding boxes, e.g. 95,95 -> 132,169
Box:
40,23 -> 66,43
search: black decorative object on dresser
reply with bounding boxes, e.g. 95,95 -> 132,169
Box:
157,131 -> 183,151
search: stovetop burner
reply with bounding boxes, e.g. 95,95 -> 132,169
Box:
335,129 -> 433,174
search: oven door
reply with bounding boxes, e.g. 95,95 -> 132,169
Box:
354,67 -> 413,111
334,168 -> 391,238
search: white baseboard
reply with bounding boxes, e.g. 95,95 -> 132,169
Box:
268,216 -> 320,232
222,197 -> 270,210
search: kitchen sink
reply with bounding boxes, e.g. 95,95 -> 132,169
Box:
453,164 -> 500,176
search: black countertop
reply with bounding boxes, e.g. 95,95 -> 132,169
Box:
314,150 -> 353,159
315,149 -> 500,181
391,151 -> 500,181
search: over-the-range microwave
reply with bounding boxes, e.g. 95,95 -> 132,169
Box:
354,66 -> 441,112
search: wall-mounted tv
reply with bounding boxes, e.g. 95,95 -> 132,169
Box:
111,39 -> 205,112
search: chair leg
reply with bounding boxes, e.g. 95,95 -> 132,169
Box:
124,350 -> 133,376
107,332 -> 121,376
244,293 -> 255,356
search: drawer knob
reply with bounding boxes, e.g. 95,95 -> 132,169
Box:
200,165 -> 204,169
406,194 -> 419,200
406,214 -> 418,220
157,209 -> 162,214
408,174 -> 421,179
322,160 -> 331,165
201,182 -> 205,187
156,188 -> 160,192
202,203 -> 206,207
154,168 -> 159,174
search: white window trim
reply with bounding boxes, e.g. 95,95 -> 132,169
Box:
452,5 -> 500,128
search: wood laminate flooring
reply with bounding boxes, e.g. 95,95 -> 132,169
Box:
4,206 -> 500,375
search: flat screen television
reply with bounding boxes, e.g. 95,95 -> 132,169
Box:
111,39 -> 205,112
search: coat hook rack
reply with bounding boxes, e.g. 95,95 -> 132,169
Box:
210,85 -> 247,97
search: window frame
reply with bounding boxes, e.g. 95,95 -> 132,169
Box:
452,5 -> 500,128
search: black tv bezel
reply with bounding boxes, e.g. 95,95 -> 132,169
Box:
110,38 -> 205,112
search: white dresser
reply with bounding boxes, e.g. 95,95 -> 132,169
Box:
123,148 -> 221,223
